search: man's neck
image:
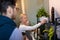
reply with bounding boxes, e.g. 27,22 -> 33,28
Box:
2,13 -> 12,19
2,15 -> 11,19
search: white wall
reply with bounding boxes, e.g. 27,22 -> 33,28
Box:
43,0 -> 49,13
49,0 -> 60,18
24,0 -> 49,24
24,0 -> 44,24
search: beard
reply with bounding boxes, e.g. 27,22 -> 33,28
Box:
12,15 -> 16,20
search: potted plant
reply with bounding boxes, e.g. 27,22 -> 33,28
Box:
36,7 -> 49,18
36,7 -> 49,22
36,7 -> 49,40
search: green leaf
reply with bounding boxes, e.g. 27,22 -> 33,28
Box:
36,7 -> 49,18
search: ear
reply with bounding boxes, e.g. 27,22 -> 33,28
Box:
7,9 -> 11,14
7,6 -> 12,14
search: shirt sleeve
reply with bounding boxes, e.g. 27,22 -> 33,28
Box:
9,28 -> 23,40
19,23 -> 41,31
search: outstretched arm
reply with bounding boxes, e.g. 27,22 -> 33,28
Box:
19,19 -> 47,31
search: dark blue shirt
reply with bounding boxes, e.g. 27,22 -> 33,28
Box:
0,15 -> 16,40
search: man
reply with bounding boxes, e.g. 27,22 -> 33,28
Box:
0,1 -> 21,40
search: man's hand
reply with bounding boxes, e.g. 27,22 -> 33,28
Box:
40,19 -> 47,25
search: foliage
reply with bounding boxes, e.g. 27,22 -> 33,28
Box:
36,7 -> 49,18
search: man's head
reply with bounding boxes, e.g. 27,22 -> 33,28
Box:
1,1 -> 17,19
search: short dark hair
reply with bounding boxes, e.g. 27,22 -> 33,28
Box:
1,1 -> 14,14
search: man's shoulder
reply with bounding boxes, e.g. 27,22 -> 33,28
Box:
9,28 -> 23,40
11,28 -> 20,35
